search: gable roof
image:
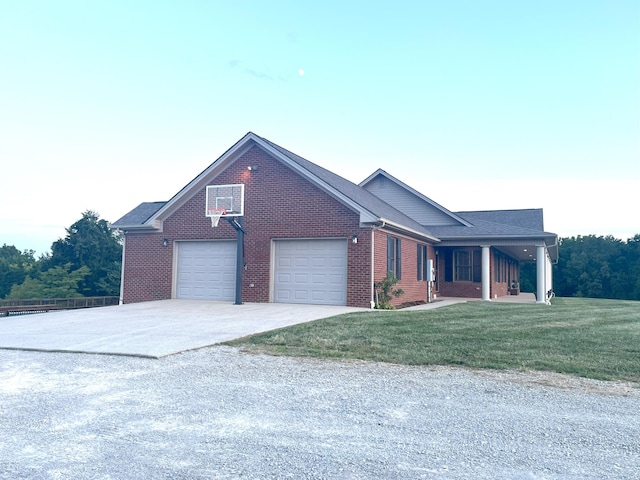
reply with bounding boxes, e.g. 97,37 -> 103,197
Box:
111,132 -> 557,261
457,209 -> 544,231
359,169 -> 472,227
427,209 -> 552,238
112,132 -> 439,242
111,201 -> 166,230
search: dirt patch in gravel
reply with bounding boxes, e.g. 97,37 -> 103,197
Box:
472,368 -> 639,396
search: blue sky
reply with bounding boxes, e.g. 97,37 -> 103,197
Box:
1,0 -> 638,255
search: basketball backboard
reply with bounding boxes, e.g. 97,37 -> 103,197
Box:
206,184 -> 244,218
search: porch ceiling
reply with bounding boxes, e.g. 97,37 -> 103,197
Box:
494,244 -> 541,263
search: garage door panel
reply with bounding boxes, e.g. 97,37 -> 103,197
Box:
329,257 -> 346,268
274,239 -> 347,306
276,291 -> 291,301
294,290 -> 309,301
294,273 -> 309,283
276,272 -> 292,284
177,241 -> 236,301
294,257 -> 309,267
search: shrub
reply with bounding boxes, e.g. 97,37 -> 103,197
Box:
375,271 -> 405,309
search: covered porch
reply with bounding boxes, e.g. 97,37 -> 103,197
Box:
435,237 -> 558,304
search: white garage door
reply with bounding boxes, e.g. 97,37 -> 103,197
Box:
274,239 -> 347,306
177,241 -> 236,301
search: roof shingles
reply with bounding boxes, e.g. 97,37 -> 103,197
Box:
110,133 -> 555,245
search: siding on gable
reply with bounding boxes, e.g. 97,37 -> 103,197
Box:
363,176 -> 462,226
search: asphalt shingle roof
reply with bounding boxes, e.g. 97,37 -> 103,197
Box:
457,209 -> 544,231
111,202 -> 166,228
427,209 -> 550,239
110,134 -> 555,244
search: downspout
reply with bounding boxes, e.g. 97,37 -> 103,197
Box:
370,221 -> 386,308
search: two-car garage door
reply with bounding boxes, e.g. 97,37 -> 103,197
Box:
176,239 -> 348,305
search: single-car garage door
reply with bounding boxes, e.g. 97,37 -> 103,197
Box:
177,241 -> 236,301
274,239 -> 347,306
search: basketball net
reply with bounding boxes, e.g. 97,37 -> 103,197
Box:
208,208 -> 226,227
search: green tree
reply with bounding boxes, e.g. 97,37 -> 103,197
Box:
0,245 -> 37,299
519,262 -> 536,293
8,265 -> 91,299
43,211 -> 122,296
519,234 -> 640,300
553,235 -> 640,300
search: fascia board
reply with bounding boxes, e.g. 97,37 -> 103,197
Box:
377,218 -> 440,243
436,235 -> 554,247
437,235 -> 549,243
110,224 -> 160,232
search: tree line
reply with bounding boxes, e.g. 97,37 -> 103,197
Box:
520,234 -> 640,301
1,211 -> 122,299
1,214 -> 639,301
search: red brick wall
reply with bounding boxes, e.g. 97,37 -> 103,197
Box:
122,233 -> 173,303
122,145 -> 373,307
372,230 -> 435,308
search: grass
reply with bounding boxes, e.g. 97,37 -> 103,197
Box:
226,297 -> 640,383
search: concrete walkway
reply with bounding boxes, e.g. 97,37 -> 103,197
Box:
401,293 -> 536,311
0,300 -> 365,358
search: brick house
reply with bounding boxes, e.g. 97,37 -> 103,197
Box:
112,132 -> 558,308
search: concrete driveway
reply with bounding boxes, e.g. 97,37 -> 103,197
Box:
0,300 -> 365,358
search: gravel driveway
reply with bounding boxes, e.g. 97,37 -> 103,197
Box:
1,347 -> 638,479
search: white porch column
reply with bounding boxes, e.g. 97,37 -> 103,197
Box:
481,245 -> 491,301
119,234 -> 126,305
536,245 -> 546,304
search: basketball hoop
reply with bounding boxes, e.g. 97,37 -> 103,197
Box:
207,208 -> 226,227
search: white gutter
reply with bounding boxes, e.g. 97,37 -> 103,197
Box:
376,218 -> 440,243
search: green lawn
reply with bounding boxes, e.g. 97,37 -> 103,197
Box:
227,297 -> 640,383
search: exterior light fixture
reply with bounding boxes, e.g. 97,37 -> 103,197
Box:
163,238 -> 169,247
247,165 -> 258,171
352,235 -> 358,244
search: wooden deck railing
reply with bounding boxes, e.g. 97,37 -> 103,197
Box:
0,296 -> 120,317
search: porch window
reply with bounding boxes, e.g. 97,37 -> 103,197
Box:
387,236 -> 401,279
452,249 -> 482,282
454,251 -> 472,281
